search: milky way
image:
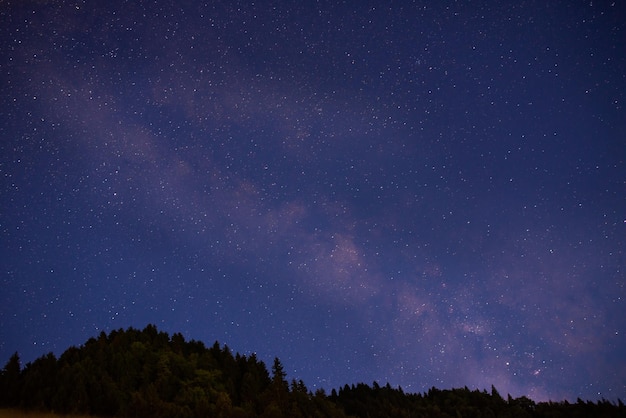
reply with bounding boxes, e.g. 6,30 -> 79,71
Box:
1,1 -> 625,402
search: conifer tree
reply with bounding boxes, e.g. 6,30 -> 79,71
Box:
0,352 -> 21,407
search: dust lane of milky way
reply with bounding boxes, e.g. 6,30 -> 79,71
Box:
1,0 -> 625,402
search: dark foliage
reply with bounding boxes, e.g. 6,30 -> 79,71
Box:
0,325 -> 623,418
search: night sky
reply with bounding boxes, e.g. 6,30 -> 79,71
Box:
1,0 -> 625,403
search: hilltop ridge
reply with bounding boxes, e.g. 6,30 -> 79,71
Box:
1,325 -> 623,418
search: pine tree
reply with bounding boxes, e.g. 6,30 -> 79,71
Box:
0,352 -> 21,407
266,357 -> 289,413
271,357 -> 287,387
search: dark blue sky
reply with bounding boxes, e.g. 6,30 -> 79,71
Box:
1,0 -> 625,402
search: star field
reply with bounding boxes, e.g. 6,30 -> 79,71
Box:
1,0 -> 625,402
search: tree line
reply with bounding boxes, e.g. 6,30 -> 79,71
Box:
0,324 -> 623,418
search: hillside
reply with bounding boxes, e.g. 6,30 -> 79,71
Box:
1,325 -> 623,418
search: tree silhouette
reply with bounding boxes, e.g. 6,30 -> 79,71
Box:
0,352 -> 21,407
1,324 -> 624,418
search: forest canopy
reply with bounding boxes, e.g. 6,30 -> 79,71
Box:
1,325 -> 623,418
